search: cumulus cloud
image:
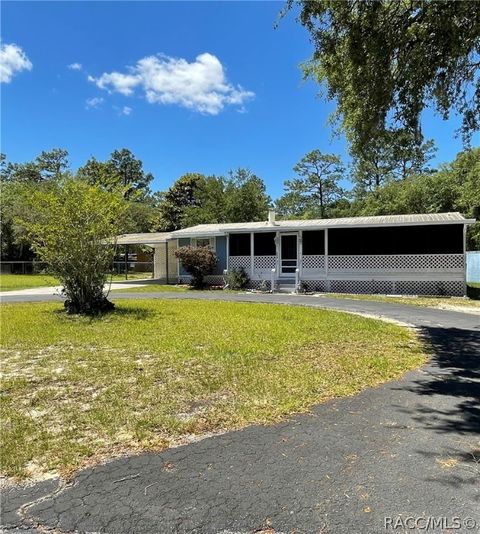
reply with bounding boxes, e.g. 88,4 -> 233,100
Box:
85,97 -> 104,109
88,52 -> 254,115
68,62 -> 82,71
0,43 -> 32,83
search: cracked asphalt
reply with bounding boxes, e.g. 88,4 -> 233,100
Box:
1,292 -> 479,533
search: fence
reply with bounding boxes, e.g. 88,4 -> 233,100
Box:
467,251 -> 480,283
0,261 -> 154,279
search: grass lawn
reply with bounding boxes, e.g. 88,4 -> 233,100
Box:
1,299 -> 425,481
0,274 -> 59,292
0,273 -> 152,291
322,292 -> 480,310
112,284 -> 188,293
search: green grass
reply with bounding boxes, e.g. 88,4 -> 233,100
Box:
112,284 -> 188,293
0,274 -> 59,291
323,292 -> 480,310
468,282 -> 480,288
0,273 -> 152,291
0,299 -> 425,481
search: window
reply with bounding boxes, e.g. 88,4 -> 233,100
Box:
254,232 -> 276,256
302,230 -> 325,255
195,237 -> 213,248
328,225 -> 463,255
229,233 -> 251,256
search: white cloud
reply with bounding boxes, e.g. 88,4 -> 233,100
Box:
85,97 -> 104,109
68,62 -> 82,71
89,52 -> 254,115
0,43 -> 32,83
121,106 -> 132,115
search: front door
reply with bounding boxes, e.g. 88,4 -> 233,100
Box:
280,234 -> 298,276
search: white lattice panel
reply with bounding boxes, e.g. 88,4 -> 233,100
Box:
302,255 -> 326,270
303,280 -> 327,292
328,254 -> 464,271
228,256 -> 251,271
254,255 -> 276,270
395,280 -> 465,296
331,280 -> 393,294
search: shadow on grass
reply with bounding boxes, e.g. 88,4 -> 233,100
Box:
52,304 -> 156,322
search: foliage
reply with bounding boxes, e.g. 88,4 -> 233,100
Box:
226,267 -> 249,290
277,150 -> 345,218
0,300 -> 425,479
223,168 -> 270,223
19,179 -> 127,314
155,169 -> 271,230
77,148 -> 153,201
174,245 -> 217,288
292,0 -> 480,153
1,149 -> 69,183
351,130 -> 436,196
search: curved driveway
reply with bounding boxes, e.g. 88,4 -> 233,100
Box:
1,292 -> 479,534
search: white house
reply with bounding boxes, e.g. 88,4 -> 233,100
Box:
116,211 -> 475,296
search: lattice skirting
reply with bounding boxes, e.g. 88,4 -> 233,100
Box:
302,280 -> 327,292
328,254 -> 464,271
326,279 -> 465,296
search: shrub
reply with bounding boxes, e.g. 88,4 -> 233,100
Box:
226,267 -> 249,290
175,246 -> 217,288
21,179 -> 127,315
259,280 -> 271,292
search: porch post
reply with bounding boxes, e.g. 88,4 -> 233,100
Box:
165,241 -> 169,283
298,230 -> 303,277
325,229 -> 330,292
250,232 -> 254,278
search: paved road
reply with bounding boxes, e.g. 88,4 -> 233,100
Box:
1,293 -> 479,534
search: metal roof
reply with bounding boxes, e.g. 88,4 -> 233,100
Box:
171,212 -> 474,237
114,212 -> 474,244
115,232 -> 172,245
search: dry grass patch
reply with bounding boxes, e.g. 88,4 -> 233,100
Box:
322,292 -> 480,311
0,300 -> 426,480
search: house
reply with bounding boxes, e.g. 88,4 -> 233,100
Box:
115,211 -> 475,296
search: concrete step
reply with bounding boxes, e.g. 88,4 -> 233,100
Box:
277,284 -> 297,294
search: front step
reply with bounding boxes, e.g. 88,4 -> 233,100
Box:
277,283 -> 297,294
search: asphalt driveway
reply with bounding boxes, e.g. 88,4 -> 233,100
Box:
1,293 -> 479,533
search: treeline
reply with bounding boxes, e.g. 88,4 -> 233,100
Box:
1,143 -> 479,262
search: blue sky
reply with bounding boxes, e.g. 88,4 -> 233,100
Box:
2,1 -> 478,200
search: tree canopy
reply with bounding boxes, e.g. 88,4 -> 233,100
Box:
292,0 -> 480,153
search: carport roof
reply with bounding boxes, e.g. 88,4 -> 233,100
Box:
115,232 -> 172,245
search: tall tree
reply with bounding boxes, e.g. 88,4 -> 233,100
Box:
351,130 -> 436,197
224,169 -> 270,223
278,150 -> 345,219
77,149 -> 153,201
155,174 -> 203,231
292,1 -> 480,153
36,148 -> 69,180
109,149 -> 153,201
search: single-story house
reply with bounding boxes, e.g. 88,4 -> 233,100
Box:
116,211 -> 475,296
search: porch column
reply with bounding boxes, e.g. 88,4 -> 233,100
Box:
250,232 -> 255,278
298,230 -> 303,277
325,229 -> 330,291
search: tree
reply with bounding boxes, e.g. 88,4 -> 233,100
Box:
278,150 -> 345,219
109,149 -> 153,201
20,179 -> 127,314
77,149 -> 153,201
174,245 -> 217,288
155,173 -> 203,231
36,148 -> 69,180
1,149 -> 69,183
224,169 -> 271,223
155,169 -> 271,230
292,1 -> 480,153
351,130 -> 436,196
